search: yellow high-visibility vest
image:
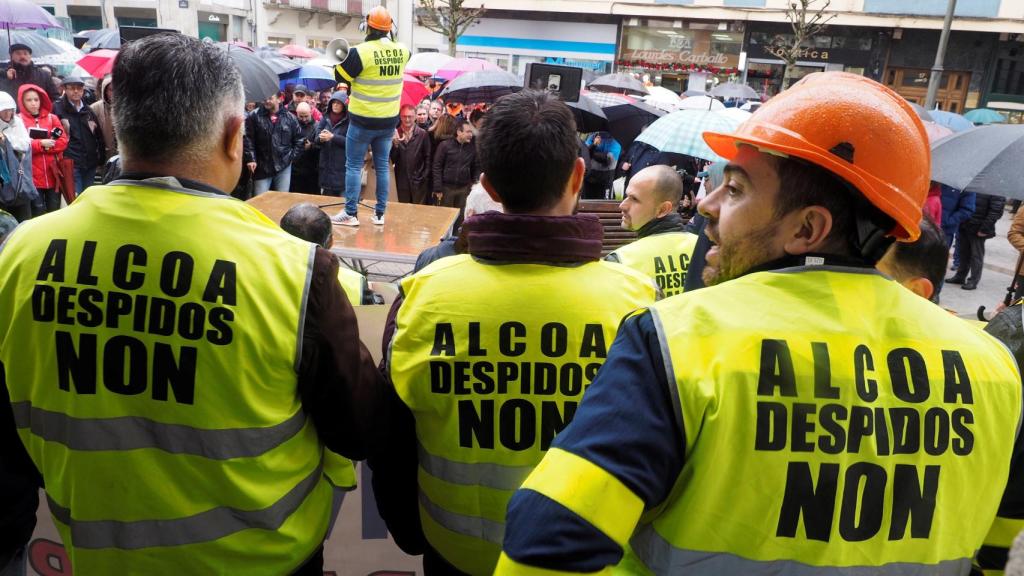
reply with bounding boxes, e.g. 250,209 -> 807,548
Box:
336,38 -> 408,121
607,231 -> 698,297
388,254 -> 657,575
508,267 -> 1022,576
0,181 -> 334,574
338,265 -> 365,306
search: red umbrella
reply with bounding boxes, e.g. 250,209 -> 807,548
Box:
435,58 -> 500,82
76,49 -> 118,78
402,74 -> 430,108
279,44 -> 319,59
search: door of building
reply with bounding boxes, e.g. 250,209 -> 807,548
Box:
885,67 -> 971,113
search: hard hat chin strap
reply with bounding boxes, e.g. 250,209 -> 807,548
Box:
852,196 -> 895,265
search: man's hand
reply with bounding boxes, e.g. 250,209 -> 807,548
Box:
246,162 -> 257,173
5,69 -> 14,80
433,192 -> 443,205
319,130 -> 332,143
304,140 -> 312,150
621,162 -> 631,172
593,135 -> 603,146
979,231 -> 987,237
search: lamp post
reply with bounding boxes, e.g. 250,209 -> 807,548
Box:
924,0 -> 957,110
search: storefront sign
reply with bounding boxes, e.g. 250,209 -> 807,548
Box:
619,27 -> 742,73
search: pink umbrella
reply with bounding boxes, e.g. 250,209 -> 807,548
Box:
435,58 -> 500,82
923,121 -> 954,144
279,44 -> 319,59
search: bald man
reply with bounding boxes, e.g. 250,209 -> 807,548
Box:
289,102 -> 321,194
606,165 -> 698,297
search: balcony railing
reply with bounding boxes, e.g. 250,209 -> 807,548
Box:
265,0 -> 373,14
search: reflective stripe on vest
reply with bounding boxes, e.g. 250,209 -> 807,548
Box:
631,524 -> 972,576
607,231 -> 697,297
632,266 -> 1022,574
0,182 -> 333,574
390,254 -> 657,575
48,462 -> 323,550
338,266 -> 365,306
346,38 -> 407,120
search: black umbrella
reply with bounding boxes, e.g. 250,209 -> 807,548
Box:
0,31 -> 62,60
931,124 -> 1024,199
218,44 -> 280,103
439,70 -> 520,104
260,54 -> 300,75
589,72 -> 648,96
566,94 -> 608,133
584,91 -> 666,150
80,28 -> 120,52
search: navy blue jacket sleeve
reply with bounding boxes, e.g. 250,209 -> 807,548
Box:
503,312 -> 686,572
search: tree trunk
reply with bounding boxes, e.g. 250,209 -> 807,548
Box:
448,36 -> 458,57
782,62 -> 801,91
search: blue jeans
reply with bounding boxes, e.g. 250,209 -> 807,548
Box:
253,164 -> 292,196
74,163 -> 97,197
344,122 -> 393,217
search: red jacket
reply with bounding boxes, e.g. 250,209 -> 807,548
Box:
18,83 -> 68,190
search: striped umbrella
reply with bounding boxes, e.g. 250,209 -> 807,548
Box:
635,109 -> 745,162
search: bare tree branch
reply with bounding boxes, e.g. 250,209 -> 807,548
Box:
418,0 -> 486,56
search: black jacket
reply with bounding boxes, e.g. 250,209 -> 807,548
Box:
961,193 -> 1006,239
52,96 -> 105,168
432,138 -> 478,193
291,119 -> 319,177
244,107 -> 304,180
314,113 -> 349,192
0,63 -> 59,104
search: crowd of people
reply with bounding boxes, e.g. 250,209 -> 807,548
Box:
4,14 -> 1024,576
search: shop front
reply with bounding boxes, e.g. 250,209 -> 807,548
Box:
743,23 -> 885,100
617,21 -> 742,94
456,17 -> 617,80
981,36 -> 1024,123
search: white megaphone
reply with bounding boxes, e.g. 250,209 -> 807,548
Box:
325,38 -> 351,65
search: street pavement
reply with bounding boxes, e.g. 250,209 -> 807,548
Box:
939,208 -> 1019,321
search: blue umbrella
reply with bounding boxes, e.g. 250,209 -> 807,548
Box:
279,64 -> 334,91
930,110 -> 974,133
964,108 -> 1007,125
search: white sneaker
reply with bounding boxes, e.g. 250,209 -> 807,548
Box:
331,213 -> 359,227
371,214 -> 385,226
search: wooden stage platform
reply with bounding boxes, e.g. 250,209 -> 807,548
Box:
248,192 -> 459,276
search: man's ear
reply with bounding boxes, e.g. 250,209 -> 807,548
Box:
903,277 -> 935,301
481,173 -> 502,204
224,115 -> 244,162
656,199 -> 675,218
782,205 -> 834,256
567,157 -> 585,197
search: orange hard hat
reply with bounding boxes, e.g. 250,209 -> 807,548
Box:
704,72 -> 929,241
367,6 -> 393,32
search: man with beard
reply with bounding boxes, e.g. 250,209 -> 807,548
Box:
52,76 -> 105,196
289,102 -> 320,194
499,73 -> 1024,575
0,44 -> 59,103
245,93 -> 304,195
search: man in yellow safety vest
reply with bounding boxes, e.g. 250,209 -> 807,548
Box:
0,33 -> 383,575
370,89 -> 658,576
331,6 -> 408,228
606,164 -> 698,297
498,72 -> 1024,575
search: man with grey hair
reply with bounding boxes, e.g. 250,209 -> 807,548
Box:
0,33 -> 383,574
606,164 -> 697,297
